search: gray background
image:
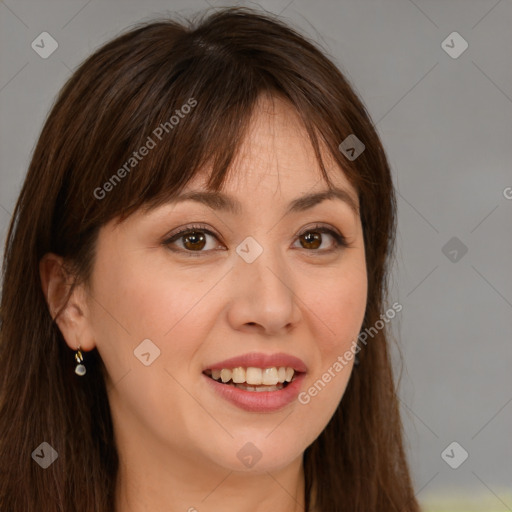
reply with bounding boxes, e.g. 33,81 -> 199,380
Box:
1,0 -> 511,509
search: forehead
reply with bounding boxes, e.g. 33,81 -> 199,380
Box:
183,95 -> 357,203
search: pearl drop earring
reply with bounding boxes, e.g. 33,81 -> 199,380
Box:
74,346 -> 86,376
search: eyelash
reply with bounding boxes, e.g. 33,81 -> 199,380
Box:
162,223 -> 348,257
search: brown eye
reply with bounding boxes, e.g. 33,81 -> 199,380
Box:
163,225 -> 223,255
163,223 -> 347,257
295,226 -> 347,252
182,231 -> 207,251
299,231 -> 322,250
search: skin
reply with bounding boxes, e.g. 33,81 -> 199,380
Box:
40,95 -> 368,512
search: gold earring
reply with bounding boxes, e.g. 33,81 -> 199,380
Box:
74,346 -> 86,376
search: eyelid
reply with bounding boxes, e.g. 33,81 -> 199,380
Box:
163,223 -> 220,241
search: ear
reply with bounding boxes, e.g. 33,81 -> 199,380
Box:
39,253 -> 96,352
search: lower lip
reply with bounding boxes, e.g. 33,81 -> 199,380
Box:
203,372 -> 306,413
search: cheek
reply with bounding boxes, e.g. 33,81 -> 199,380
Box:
90,257 -> 223,441
294,254 -> 367,419
92,250 -> 214,336
88,253 -> 221,386
305,258 -> 368,354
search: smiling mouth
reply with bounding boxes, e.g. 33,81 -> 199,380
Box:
203,366 -> 298,392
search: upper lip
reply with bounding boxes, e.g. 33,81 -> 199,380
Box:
204,352 -> 307,373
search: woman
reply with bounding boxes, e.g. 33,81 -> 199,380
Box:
0,7 -> 420,512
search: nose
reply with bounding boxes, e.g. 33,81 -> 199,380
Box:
225,244 -> 302,336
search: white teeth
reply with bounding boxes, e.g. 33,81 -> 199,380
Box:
262,367 -> 279,385
246,367 -> 262,385
207,366 -> 297,386
231,367 -> 245,384
233,383 -> 283,392
220,369 -> 232,383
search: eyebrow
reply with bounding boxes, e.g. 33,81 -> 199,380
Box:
168,187 -> 359,216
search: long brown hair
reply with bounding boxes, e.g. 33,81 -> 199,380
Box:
0,7 -> 420,511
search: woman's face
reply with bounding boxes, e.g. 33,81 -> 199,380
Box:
66,97 -> 367,476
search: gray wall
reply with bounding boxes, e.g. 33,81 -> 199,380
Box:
1,0 -> 511,509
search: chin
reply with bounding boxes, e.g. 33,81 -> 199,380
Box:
202,433 -> 309,474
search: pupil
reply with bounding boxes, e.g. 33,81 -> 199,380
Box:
184,231 -> 206,250
302,232 -> 321,249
